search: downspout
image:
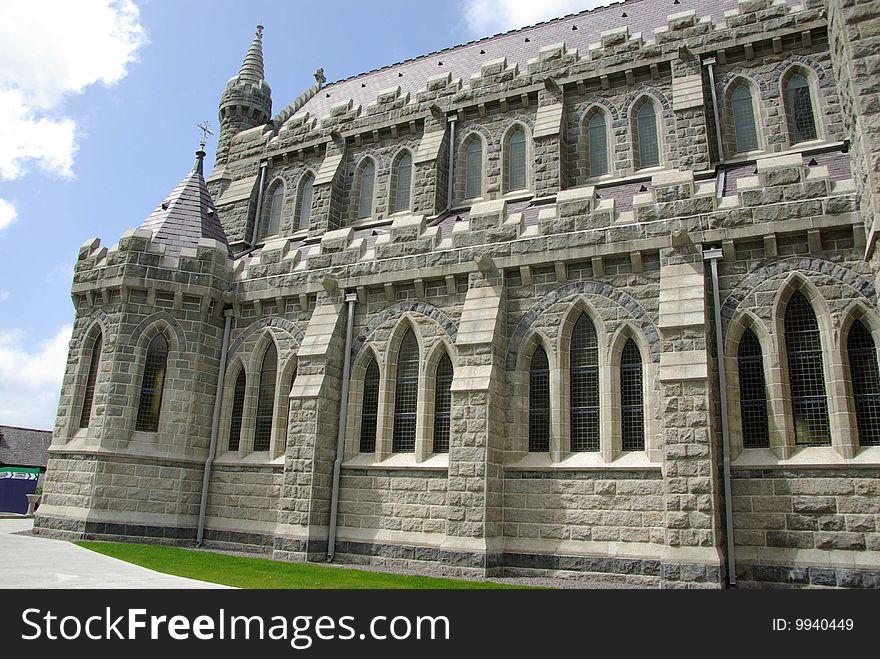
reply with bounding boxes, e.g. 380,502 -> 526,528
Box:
327,290 -> 358,561
703,247 -> 737,587
249,160 -> 269,246
703,58 -> 726,198
446,114 -> 458,211
196,307 -> 235,547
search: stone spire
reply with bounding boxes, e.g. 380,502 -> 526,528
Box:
212,25 -> 272,171
238,25 -> 265,84
139,145 -> 228,257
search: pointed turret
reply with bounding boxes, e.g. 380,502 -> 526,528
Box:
138,144 -> 228,257
213,25 -> 272,171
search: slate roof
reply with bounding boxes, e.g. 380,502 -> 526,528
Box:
293,0 -> 792,122
139,151 -> 229,257
0,425 -> 52,469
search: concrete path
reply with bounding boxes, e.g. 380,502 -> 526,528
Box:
0,519 -> 230,589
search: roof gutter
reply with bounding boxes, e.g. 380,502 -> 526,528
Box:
196,306 -> 234,547
704,247 -> 737,587
327,290 -> 358,562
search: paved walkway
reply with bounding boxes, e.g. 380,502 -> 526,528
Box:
0,519 -> 229,589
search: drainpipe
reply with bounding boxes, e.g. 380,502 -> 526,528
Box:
703,58 -> 726,198
327,290 -> 358,561
703,247 -> 736,587
446,114 -> 458,211
249,160 -> 269,246
196,307 -> 235,547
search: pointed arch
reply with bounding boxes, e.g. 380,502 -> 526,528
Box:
461,132 -> 486,200
78,325 -> 104,429
296,170 -> 315,231
502,123 -> 530,193
355,157 -> 377,219
738,327 -> 770,448
253,340 -> 278,452
583,106 -> 611,178
228,366 -> 246,452
262,177 -> 285,239
569,312 -> 600,452
389,149 -> 414,214
528,341 -> 551,452
392,326 -> 420,452
725,78 -> 761,153
432,350 -> 453,454
843,306 -> 880,447
360,356 -> 381,453
781,288 -> 831,446
781,65 -> 820,144
620,338 -> 644,451
135,333 -> 169,432
631,96 -> 661,169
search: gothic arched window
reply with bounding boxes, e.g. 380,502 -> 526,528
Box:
464,136 -> 483,199
297,173 -> 314,231
587,111 -> 609,177
263,182 -> 283,239
785,291 -> 830,445
731,83 -> 759,153
359,358 -> 380,453
253,343 -> 277,452
505,126 -> 527,192
79,330 -> 102,428
847,319 -> 880,447
356,160 -> 375,219
391,152 -> 413,213
433,353 -> 453,454
738,328 -> 769,448
135,334 -> 169,432
570,314 -> 599,452
528,346 -> 550,452
633,100 -> 660,169
786,72 -> 818,143
392,330 -> 419,452
228,368 -> 246,452
620,339 -> 644,451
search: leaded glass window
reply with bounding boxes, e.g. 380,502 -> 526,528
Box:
264,183 -> 283,238
433,353 -> 453,453
785,291 -> 830,445
620,339 -> 644,451
79,331 -> 102,429
731,84 -> 759,153
297,174 -> 314,231
357,160 -> 375,219
787,73 -> 818,143
135,334 -> 168,432
738,328 -> 769,448
392,330 -> 419,452
465,137 -> 483,199
359,359 -> 380,453
529,346 -> 550,452
635,101 -> 660,168
392,152 -> 412,213
253,343 -> 277,452
587,112 -> 609,177
570,314 -> 599,452
506,127 -> 527,192
228,368 -> 246,452
848,319 -> 880,447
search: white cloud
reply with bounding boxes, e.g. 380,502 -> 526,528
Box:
0,0 -> 147,183
0,290 -> 9,302
0,324 -> 73,429
461,0 -> 616,36
0,198 -> 16,232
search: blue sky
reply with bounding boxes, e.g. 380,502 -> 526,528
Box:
0,0 -> 609,429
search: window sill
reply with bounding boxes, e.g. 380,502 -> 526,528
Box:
214,451 -> 285,467
505,452 -> 661,471
343,453 -> 449,471
731,445 -> 880,469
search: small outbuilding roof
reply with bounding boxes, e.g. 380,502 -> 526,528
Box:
0,425 -> 52,469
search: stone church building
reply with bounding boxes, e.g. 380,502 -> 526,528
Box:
35,0 -> 880,587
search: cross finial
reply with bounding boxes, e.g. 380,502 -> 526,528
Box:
197,121 -> 214,150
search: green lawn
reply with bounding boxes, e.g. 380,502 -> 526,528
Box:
76,541 -> 530,589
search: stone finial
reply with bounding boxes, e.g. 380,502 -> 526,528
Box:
239,25 -> 266,83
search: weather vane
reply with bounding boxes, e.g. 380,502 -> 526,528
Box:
197,121 -> 214,149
